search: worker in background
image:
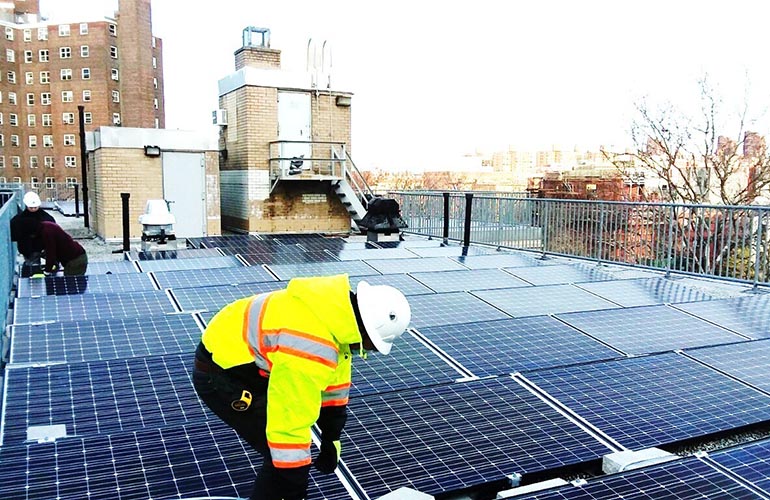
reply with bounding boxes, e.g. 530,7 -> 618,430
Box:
10,192 -> 55,276
24,219 -> 88,276
193,274 -> 411,500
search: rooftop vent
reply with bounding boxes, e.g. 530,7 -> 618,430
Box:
243,26 -> 270,49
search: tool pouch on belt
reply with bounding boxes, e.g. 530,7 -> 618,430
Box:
194,343 -> 267,413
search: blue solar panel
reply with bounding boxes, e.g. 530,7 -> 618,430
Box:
239,250 -> 338,266
0,420 -> 352,500
351,332 -> 465,397
13,290 -> 177,324
555,305 -> 745,356
451,253 -> 544,269
577,277 -> 716,307
375,239 -> 444,249
709,438 -> 770,496
265,260 -> 380,280
85,260 -> 139,275
685,339 -> 770,394
9,314 -> 203,365
406,245 -> 497,258
673,295 -> 770,339
525,353 -> 770,450
342,376 -> 613,498
125,247 -> 224,260
17,273 -> 156,297
415,316 -> 621,377
408,291 -> 511,328
152,265 -> 277,289
505,264 -> 615,285
1,354 -> 208,446
349,273 -> 435,296
187,234 -> 259,248
364,256 -> 468,274
333,247 -> 419,260
473,284 -> 619,318
172,281 -> 285,313
410,268 -> 530,292
510,457 -> 763,499
136,255 -> 244,273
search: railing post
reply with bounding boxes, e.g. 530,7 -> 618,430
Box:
463,193 -> 473,247
597,203 -> 605,264
665,205 -> 675,278
78,105 -> 90,228
121,192 -> 131,252
541,201 -> 550,259
442,192 -> 450,244
74,183 -> 80,218
754,208 -> 764,290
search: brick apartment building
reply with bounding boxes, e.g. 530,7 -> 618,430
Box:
0,0 -> 164,192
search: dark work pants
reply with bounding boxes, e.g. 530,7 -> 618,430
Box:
192,343 -> 310,500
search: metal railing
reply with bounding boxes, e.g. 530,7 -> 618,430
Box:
0,187 -> 23,371
0,182 -> 80,205
268,140 -> 347,192
390,191 -> 770,287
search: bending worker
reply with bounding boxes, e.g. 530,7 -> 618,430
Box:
193,274 -> 411,500
10,192 -> 55,275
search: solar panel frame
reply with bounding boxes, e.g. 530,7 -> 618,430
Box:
125,247 -> 225,260
265,260 -> 380,280
504,263 -> 616,285
407,291 -> 511,328
239,250 -> 339,266
136,255 -> 244,273
708,438 -> 770,497
363,256 -> 469,274
85,260 -> 140,275
171,281 -> 285,313
684,339 -> 770,394
348,273 -> 436,296
410,268 -> 531,293
673,295 -> 770,339
473,284 -> 620,318
576,277 -> 717,307
151,265 -> 278,290
17,272 -> 157,297
333,247 -> 420,261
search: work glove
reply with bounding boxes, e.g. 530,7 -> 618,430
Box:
314,440 -> 341,474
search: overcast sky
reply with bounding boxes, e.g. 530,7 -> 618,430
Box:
39,0 -> 770,170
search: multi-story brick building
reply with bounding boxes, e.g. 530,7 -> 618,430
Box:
0,0 -> 163,191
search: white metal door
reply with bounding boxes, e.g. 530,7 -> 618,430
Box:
162,152 -> 206,238
278,91 -> 311,174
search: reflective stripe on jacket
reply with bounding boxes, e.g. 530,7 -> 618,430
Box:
201,274 -> 361,468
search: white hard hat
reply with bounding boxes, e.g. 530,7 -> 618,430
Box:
356,281 -> 411,355
23,192 -> 41,208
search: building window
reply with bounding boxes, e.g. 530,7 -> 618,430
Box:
29,136 -> 37,148
7,71 -> 16,84
110,46 -> 118,58
64,156 -> 77,168
25,72 -> 33,84
111,68 -> 119,81
62,112 -> 75,124
26,93 -> 34,105
40,71 -> 50,84
79,23 -> 88,35
152,37 -> 156,48
152,56 -> 157,69
12,157 -> 21,169
84,112 -> 92,124
60,69 -> 72,81
153,77 -> 158,89
37,27 -> 48,41
154,98 -> 159,110
6,49 -> 15,63
61,91 -> 73,103
9,114 -> 18,126
27,114 -> 35,127
5,27 -> 13,40
66,177 -> 77,187
42,114 -> 52,127
82,90 -> 91,102
45,157 -> 54,169
23,29 -> 31,42
0,113 -> 3,124
81,68 -> 90,80
45,177 -> 55,188
108,24 -> 117,36
155,118 -> 160,129
0,157 -> 4,169
58,25 -> 70,37
0,134 -> 3,146
112,90 -> 120,102
41,93 -> 51,105
43,135 -> 53,148
59,47 -> 71,59
112,113 -> 121,125
24,50 -> 32,63
9,92 -> 17,105
63,134 -> 76,146
80,45 -> 89,58
30,177 -> 39,188
10,135 -> 19,146
39,49 -> 49,62
30,156 -> 39,169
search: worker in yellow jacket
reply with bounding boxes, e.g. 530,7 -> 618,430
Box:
192,274 -> 411,500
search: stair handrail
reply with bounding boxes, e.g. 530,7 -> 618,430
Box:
343,149 -> 375,209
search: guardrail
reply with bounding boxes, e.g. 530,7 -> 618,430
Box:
389,191 -> 770,287
0,186 -> 23,380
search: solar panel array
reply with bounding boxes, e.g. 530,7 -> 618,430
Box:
2,232 -> 769,500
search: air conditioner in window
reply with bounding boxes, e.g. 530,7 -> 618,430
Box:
212,109 -> 228,126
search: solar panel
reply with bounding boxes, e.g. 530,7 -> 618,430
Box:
333,247 -> 419,261
1,354 -> 209,446
709,438 -> 770,496
13,290 -> 177,325
406,245 -> 497,258
86,260 -> 139,275
351,332 -> 465,397
524,353 -> 770,450
9,314 -> 203,365
187,234 -> 259,248
152,265 -> 277,290
17,272 -> 156,297
136,255 -> 244,273
374,239 -> 444,249
685,339 -> 770,394
239,251 -> 338,266
576,277 -> 716,307
265,260 -> 380,280
125,247 -> 224,260
172,281 -> 285,313
473,284 -> 619,318
364,256 -> 468,274
410,268 -> 531,293
216,240 -> 305,256
0,420 -> 352,500
509,457 -> 763,500
451,253 -> 543,269
342,376 -> 613,499
349,274 -> 435,296
673,295 -> 770,339
415,316 -> 621,377
505,263 -> 615,285
408,291 -> 511,328
555,305 -> 745,356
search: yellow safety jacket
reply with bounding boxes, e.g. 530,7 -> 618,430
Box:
201,274 -> 361,469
